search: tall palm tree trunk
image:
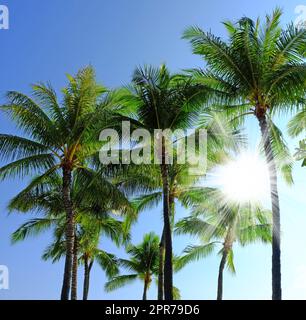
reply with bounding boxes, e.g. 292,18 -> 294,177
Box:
158,229 -> 165,300
217,248 -> 228,300
71,234 -> 78,300
142,279 -> 149,300
158,194 -> 174,300
83,257 -> 93,300
160,163 -> 173,300
61,166 -> 75,300
257,113 -> 282,300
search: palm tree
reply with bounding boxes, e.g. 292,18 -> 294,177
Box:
131,169 -> 212,300
77,215 -> 122,300
288,111 -> 306,167
183,8 -> 306,299
129,112 -> 244,299
41,214 -> 122,300
0,67 -> 123,299
9,169 -> 131,300
175,189 -> 272,300
118,65 -> 210,299
105,232 -> 160,300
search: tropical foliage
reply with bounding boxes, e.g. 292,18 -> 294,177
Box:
1,8 -> 306,301
182,8 -> 306,299
175,188 -> 272,300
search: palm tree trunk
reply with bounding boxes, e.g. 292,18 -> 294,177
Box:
169,194 -> 175,228
142,279 -> 149,300
158,229 -> 165,300
158,194 -> 174,300
257,113 -> 282,300
71,234 -> 78,300
160,163 -> 173,300
60,166 -> 75,300
83,257 -> 93,300
217,248 -> 228,300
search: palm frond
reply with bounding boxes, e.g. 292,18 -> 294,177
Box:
104,274 -> 138,292
175,243 -> 216,271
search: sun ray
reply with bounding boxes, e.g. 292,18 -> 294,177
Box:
212,152 -> 270,205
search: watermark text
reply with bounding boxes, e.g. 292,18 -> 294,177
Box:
0,265 -> 9,290
0,5 -> 9,30
99,122 -> 207,176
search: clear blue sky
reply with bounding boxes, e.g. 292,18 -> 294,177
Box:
1,0 -> 306,300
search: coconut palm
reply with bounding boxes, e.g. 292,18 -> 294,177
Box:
117,65 -> 211,299
175,188 -> 272,300
77,214 -> 124,300
9,169 -> 131,300
131,169 -> 213,300
0,67 -> 125,299
129,112 -> 244,299
41,214 -> 122,300
0,68 -> 106,300
12,213 -> 122,300
104,232 -> 181,300
183,8 -> 306,299
131,164 -> 195,300
105,232 -> 159,300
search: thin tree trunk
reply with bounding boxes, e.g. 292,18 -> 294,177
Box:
158,195 -> 174,300
158,229 -> 165,300
142,279 -> 149,300
71,234 -> 78,300
83,257 -> 93,300
217,248 -> 228,300
169,194 -> 175,228
60,166 -> 75,300
160,163 -> 173,300
257,113 -> 282,300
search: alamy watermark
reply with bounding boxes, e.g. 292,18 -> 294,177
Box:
0,5 -> 9,30
295,5 -> 306,30
99,121 -> 207,176
0,265 -> 9,290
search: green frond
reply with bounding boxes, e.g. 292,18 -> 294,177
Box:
42,239 -> 66,262
0,154 -> 56,180
104,274 -> 138,292
288,108 -> 306,137
31,82 -> 67,130
175,243 -> 216,271
175,215 -> 223,240
0,134 -> 50,162
226,248 -> 236,274
172,286 -> 181,300
266,119 -> 293,184
2,91 -> 58,145
95,250 -> 120,278
131,192 -> 162,213
11,217 -> 59,243
8,168 -> 61,213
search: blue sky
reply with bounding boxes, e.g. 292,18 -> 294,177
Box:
1,0 -> 306,300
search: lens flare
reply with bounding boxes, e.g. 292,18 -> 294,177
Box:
214,152 -> 270,204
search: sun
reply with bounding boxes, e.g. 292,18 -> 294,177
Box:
213,152 -> 270,204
